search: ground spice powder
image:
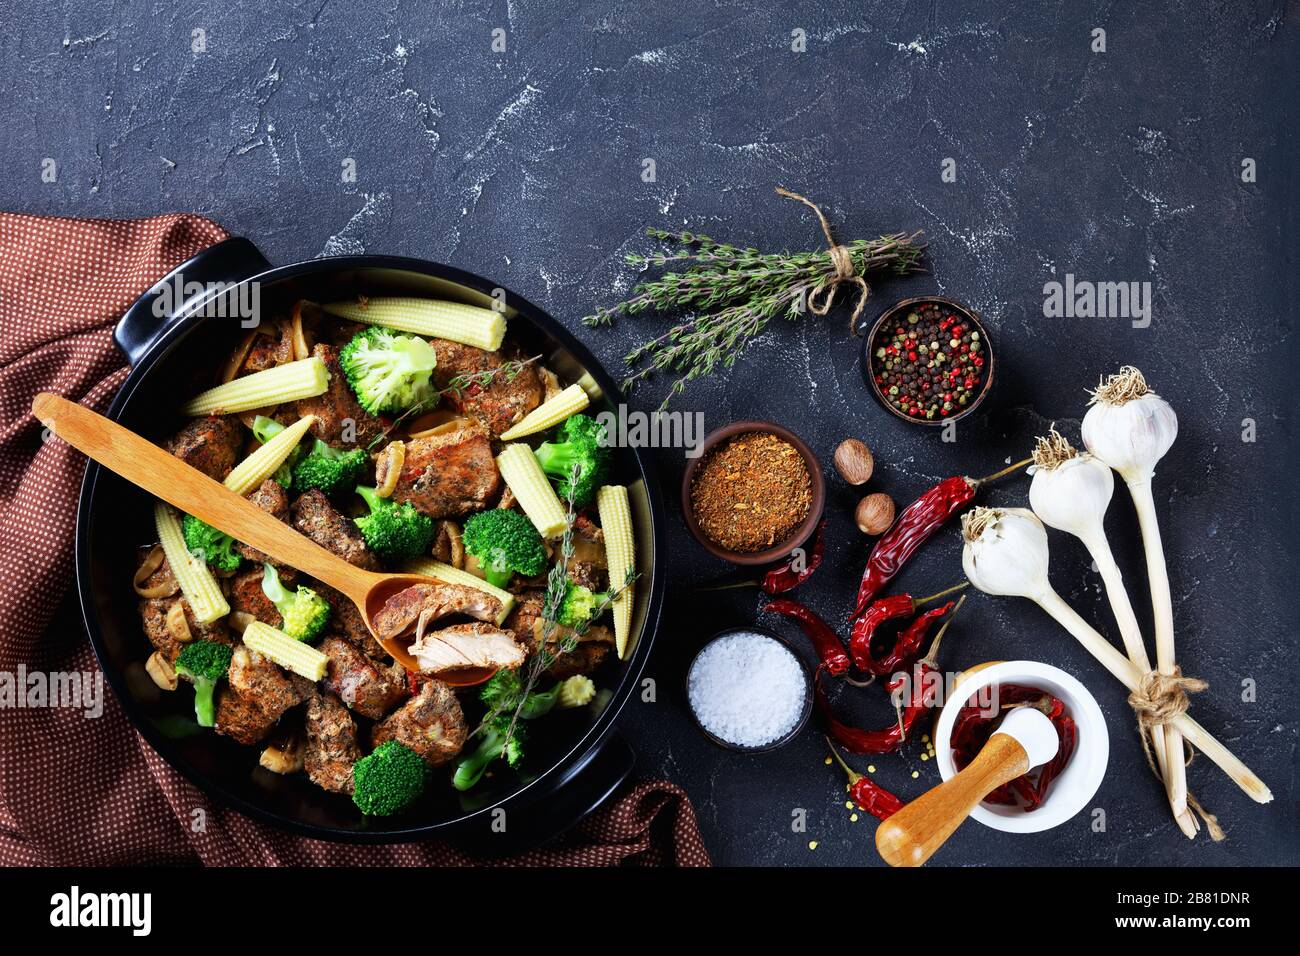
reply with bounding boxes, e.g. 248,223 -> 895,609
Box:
690,431 -> 813,552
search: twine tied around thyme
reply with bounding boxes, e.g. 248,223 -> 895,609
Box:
1127,667 -> 1225,841
775,186 -> 870,334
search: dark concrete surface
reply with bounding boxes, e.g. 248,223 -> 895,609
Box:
2,1 -> 1296,866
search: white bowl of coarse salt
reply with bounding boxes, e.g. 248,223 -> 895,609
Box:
687,628 -> 813,752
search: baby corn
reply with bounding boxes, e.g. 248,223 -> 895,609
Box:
324,297 -> 506,351
499,384 -> 589,440
182,357 -> 329,416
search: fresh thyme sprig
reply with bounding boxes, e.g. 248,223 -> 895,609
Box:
582,192 -> 926,409
471,464 -> 637,749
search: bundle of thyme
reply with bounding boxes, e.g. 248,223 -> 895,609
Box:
583,188 -> 926,409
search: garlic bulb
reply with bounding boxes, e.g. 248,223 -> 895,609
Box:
1081,366 -> 1177,481
960,507 -> 1051,600
1027,429 -> 1114,540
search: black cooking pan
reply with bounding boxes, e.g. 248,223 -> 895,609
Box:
75,237 -> 665,847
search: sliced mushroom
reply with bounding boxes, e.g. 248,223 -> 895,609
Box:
145,651 -> 178,691
165,601 -> 192,643
259,729 -> 305,775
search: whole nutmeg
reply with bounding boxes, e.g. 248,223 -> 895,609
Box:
855,492 -> 895,536
834,439 -> 875,485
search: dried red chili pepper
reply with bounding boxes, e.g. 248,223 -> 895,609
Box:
761,519 -> 825,593
852,460 -> 1029,617
817,612 -> 957,754
826,738 -> 904,820
763,597 -> 850,676
852,589 -> 967,674
696,520 -> 826,595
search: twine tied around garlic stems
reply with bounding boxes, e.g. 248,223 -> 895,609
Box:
775,186 -> 871,333
1128,668 -> 1226,841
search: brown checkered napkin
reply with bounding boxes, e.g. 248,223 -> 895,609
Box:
0,211 -> 709,867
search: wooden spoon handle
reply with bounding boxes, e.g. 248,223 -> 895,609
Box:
33,392 -> 375,603
875,733 -> 1029,868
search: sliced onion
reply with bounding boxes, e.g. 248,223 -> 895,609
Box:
221,329 -> 259,384
571,537 -> 608,569
538,365 -> 562,402
290,300 -> 312,361
408,414 -> 473,440
133,545 -> 178,598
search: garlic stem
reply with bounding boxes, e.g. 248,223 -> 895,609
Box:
1035,589 -> 1272,805
1126,477 -> 1189,821
1064,537 -> 1199,837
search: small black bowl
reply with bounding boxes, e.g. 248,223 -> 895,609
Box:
685,626 -> 814,753
860,295 -> 995,426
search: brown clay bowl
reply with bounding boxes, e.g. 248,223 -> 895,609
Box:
680,420 -> 825,567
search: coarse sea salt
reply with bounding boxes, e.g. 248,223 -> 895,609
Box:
688,631 -> 807,748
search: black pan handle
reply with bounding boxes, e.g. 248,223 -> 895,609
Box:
452,729 -> 637,857
114,236 -> 271,367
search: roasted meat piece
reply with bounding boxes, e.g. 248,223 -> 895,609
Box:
504,593 -> 614,679
215,644 -> 313,745
240,320 -> 295,373
376,422 -> 501,519
408,622 -> 526,676
546,641 -> 612,680
320,636 -> 408,719
165,415 -> 243,480
371,679 -> 467,767
138,597 -> 230,665
304,693 -> 362,794
228,568 -> 282,627
312,581 -> 387,660
293,342 -> 387,447
235,478 -> 291,565
370,581 -> 504,642
431,340 -> 543,438
290,489 -> 380,570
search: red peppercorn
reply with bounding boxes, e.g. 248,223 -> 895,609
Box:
907,351 -> 918,361
974,357 -> 984,367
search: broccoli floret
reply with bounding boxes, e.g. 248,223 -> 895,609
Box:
461,510 -> 547,588
353,485 -> 435,561
260,563 -> 330,642
533,413 -> 611,506
181,514 -> 242,572
480,669 -> 547,720
352,740 -> 427,815
452,719 -> 526,792
556,580 -> 610,628
339,326 -> 437,415
291,439 -> 368,497
174,640 -> 233,728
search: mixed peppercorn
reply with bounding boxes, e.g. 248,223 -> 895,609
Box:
871,302 -> 987,420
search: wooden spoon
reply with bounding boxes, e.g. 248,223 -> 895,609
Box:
32,392 -> 495,684
875,707 -> 1060,867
